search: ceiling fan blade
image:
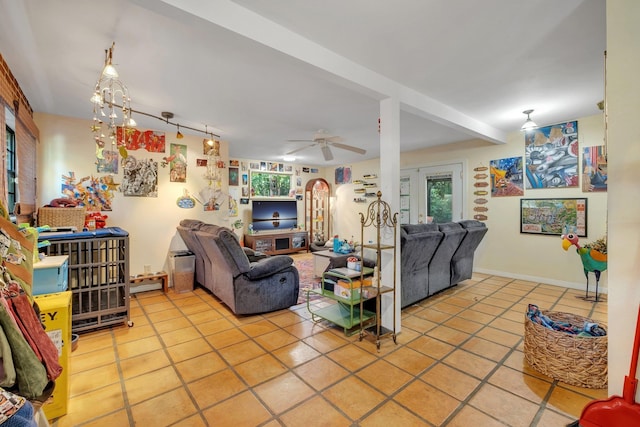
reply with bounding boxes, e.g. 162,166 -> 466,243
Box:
287,139 -> 314,142
321,144 -> 333,161
286,143 -> 316,155
325,135 -> 344,143
329,141 -> 366,155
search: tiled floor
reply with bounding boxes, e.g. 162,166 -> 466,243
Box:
49,270 -> 608,427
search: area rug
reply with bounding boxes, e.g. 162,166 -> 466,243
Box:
291,252 -> 322,305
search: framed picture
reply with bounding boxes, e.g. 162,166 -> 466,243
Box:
229,167 -> 239,186
520,198 -> 587,236
250,171 -> 292,198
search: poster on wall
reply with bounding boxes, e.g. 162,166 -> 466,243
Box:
61,172 -> 117,211
229,167 -> 239,186
120,156 -> 158,197
582,145 -> 607,192
96,149 -> 118,174
168,143 -> 187,183
520,198 -> 587,237
334,166 -> 352,184
116,128 -> 166,153
490,156 -> 524,197
524,121 -> 579,189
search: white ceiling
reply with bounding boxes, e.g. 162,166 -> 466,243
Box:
0,0 -> 605,166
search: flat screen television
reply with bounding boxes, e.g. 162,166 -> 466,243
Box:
251,199 -> 298,231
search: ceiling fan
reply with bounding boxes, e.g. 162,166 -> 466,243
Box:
286,130 -> 366,161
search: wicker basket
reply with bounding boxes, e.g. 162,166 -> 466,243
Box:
37,206 -> 86,231
524,311 -> 608,389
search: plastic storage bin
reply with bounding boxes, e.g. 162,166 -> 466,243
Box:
33,255 -> 69,295
170,250 -> 195,293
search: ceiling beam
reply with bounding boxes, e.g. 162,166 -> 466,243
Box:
157,0 -> 507,144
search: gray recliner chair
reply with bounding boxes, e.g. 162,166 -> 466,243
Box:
180,222 -> 299,314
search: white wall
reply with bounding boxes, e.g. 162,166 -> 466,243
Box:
607,0 -> 640,398
331,114 -> 607,291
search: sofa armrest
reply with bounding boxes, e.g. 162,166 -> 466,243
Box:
243,247 -> 269,262
245,255 -> 294,280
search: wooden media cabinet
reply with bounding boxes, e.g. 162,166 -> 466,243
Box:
244,230 -> 309,255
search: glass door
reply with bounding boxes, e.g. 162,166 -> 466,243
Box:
418,163 -> 463,223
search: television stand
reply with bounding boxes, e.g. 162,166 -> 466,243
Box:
244,230 -> 309,255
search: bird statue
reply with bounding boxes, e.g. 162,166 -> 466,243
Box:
561,233 -> 607,301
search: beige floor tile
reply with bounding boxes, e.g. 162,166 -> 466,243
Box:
280,395 -> 351,427
217,339 -> 266,365
255,328 -> 301,351
546,386 -> 595,419
383,346 -> 436,376
488,365 -> 552,404
124,365 -> 183,405
293,356 -> 350,391
425,324 -> 470,346
272,340 -> 321,368
80,409 -> 130,427
302,329 -> 349,353
175,352 -> 228,383
66,383 -> 125,425
202,390 -> 273,426
267,310 -> 306,328
165,337 -> 212,363
323,376 -> 385,420
188,368 -> 247,409
180,301 -> 213,315
469,383 -> 540,427
70,347 -> 116,374
446,404 -> 508,427
153,316 -> 192,334
411,306 -> 453,323
327,343 -> 378,371
443,349 -> 497,380
234,353 -> 289,386
406,335 -> 455,359
116,336 -> 163,359
461,336 -> 511,361
130,387 -> 198,426
205,327 -> 249,349
119,349 -> 171,379
401,315 -> 437,333
420,362 -> 480,401
253,371 -> 315,414
394,379 -> 461,426
538,408 -> 577,427
443,315 -> 484,334
356,359 -> 413,395
360,400 -> 427,426
238,318 -> 280,337
160,325 -> 202,347
146,307 -> 183,324
475,325 -> 522,347
186,307 -> 225,324
69,362 -> 120,397
112,323 -> 156,344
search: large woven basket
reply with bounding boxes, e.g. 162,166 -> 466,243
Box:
37,206 -> 86,231
524,311 -> 607,389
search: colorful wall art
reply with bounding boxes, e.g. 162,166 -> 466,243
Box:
96,149 -> 118,174
335,166 -> 352,184
61,172 -> 118,211
524,121 -> 579,189
520,198 -> 587,236
490,156 -> 524,197
168,143 -> 187,183
120,156 -> 158,197
116,128 -> 166,153
582,145 -> 607,192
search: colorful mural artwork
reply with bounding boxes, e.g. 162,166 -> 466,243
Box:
524,121 -> 579,189
120,156 -> 158,197
96,149 -> 118,174
116,128 -> 166,153
61,172 -> 118,211
582,145 -> 607,192
334,166 -> 352,184
490,156 -> 524,197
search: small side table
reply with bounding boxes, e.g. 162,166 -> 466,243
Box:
130,272 -> 169,293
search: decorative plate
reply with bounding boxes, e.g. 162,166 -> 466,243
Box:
474,190 -> 488,196
474,214 -> 488,221
474,173 -> 488,179
474,198 -> 488,204
474,182 -> 489,187
474,206 -> 488,212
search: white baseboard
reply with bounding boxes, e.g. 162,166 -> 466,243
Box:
474,268 -> 608,295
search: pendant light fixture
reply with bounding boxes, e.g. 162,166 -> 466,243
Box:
90,42 -> 134,156
521,109 -> 537,131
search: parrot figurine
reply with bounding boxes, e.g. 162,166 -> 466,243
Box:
561,233 -> 607,301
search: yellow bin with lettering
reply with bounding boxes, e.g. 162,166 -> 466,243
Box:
34,291 -> 72,420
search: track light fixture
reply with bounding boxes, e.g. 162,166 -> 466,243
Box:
521,109 -> 537,131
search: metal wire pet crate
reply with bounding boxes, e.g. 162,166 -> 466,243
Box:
38,227 -> 131,333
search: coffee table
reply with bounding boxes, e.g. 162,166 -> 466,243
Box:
311,249 -> 354,277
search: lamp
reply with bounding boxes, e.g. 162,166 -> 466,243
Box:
521,109 -> 537,131
91,42 -> 133,154
176,124 -> 184,139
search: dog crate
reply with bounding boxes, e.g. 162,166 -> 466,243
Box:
38,227 -> 131,333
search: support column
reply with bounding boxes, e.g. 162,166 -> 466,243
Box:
379,97 -> 401,332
